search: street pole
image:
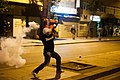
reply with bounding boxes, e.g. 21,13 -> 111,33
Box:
43,0 -> 60,28
47,2 -> 52,28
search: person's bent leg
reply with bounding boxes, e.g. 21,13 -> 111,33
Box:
51,51 -> 61,72
32,51 -> 51,74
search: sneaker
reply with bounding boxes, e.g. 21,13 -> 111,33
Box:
32,72 -> 38,78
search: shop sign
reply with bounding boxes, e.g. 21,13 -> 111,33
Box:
51,6 -> 77,14
90,15 -> 101,21
80,14 -> 90,21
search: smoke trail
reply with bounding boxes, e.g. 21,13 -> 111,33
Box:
0,21 -> 40,68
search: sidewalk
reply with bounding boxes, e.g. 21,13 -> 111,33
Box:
0,36 -> 120,80
22,36 -> 120,47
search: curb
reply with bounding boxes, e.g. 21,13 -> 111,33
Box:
22,39 -> 120,47
55,39 -> 120,45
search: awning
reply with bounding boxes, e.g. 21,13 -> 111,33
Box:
101,14 -> 116,19
62,21 -> 78,26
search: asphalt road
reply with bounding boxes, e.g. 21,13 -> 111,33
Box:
0,41 -> 120,80
22,41 -> 120,65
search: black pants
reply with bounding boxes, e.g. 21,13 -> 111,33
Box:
33,50 -> 61,74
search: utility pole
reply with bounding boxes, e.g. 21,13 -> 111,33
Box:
42,0 -> 52,28
42,0 -> 60,28
43,0 -> 51,19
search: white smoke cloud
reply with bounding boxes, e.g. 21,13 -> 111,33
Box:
28,21 -> 40,29
0,21 -> 40,68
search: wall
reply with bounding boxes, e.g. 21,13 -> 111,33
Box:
13,16 -> 26,37
78,24 -> 87,37
58,24 -> 72,38
13,16 -> 40,37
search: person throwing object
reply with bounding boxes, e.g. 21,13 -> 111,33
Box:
32,27 -> 63,78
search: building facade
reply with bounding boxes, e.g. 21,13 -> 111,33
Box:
1,0 -> 120,38
0,0 -> 43,37
78,0 -> 120,37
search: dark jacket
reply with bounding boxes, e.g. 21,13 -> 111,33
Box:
40,34 -> 54,52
